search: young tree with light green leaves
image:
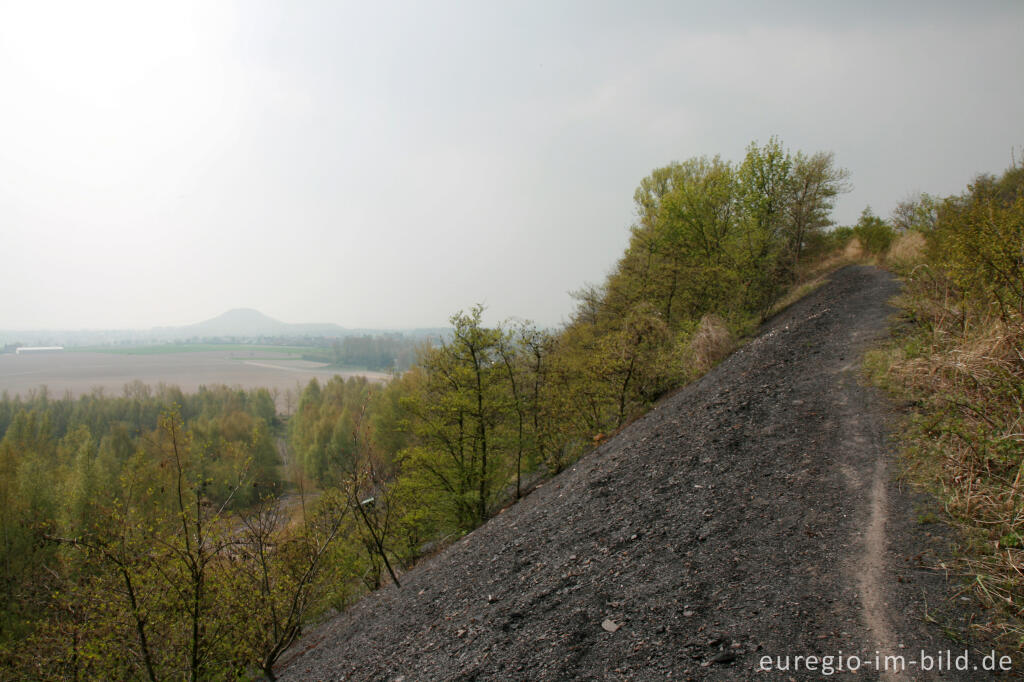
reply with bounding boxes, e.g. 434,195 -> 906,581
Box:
399,306 -> 510,531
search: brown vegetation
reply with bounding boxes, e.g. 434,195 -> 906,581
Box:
685,314 -> 734,375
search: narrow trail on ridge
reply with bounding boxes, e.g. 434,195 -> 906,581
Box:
281,266 -> 976,681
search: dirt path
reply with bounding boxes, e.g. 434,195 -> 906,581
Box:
861,456 -> 899,680
280,266 -> 980,680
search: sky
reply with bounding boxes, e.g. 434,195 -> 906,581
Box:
2,0 -> 1022,331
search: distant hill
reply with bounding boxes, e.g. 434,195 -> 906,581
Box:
156,308 -> 349,339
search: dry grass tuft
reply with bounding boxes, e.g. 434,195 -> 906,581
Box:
687,314 -> 734,376
843,236 -> 866,260
885,231 -> 927,270
767,277 -> 828,320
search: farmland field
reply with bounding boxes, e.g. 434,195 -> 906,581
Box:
0,348 -> 389,410
71,343 -> 313,355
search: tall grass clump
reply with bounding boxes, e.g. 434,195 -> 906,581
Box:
686,314 -> 734,376
885,230 -> 927,270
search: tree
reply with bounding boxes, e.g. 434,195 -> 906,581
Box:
516,323 -> 556,473
853,207 -> 894,255
785,151 -> 850,269
891,192 -> 938,234
341,406 -> 401,589
0,410 -> 58,649
736,137 -> 794,315
933,172 -> 1024,320
496,324 -> 528,498
60,425 -> 100,538
46,413 -> 250,680
607,156 -> 738,327
231,491 -> 352,679
400,306 -> 509,530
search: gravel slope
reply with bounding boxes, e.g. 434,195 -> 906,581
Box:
280,266 -> 979,681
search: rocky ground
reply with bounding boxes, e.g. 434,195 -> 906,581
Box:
280,266 -> 989,680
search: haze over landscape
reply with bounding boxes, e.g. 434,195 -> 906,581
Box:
2,0 -> 1022,332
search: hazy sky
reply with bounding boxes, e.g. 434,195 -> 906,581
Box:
2,1 -> 1022,331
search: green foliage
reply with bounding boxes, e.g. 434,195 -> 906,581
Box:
931,172 -> 1024,320
853,207 -> 895,254
821,225 -> 854,252
228,490 -> 357,678
786,150 -> 851,264
399,306 -> 509,530
0,383 -> 285,449
0,387 -> 288,678
289,376 -> 380,486
0,409 -> 356,680
301,334 -> 426,371
547,137 -> 848,441
891,192 -> 940,234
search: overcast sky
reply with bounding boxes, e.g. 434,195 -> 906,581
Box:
2,1 -> 1022,331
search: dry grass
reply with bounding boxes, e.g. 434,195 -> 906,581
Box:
873,272 -> 1024,648
766,277 -> 829,320
843,236 -> 866,260
885,231 -> 927,271
686,314 -> 734,376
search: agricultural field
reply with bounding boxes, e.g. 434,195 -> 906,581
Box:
0,347 -> 389,411
72,343 -> 313,355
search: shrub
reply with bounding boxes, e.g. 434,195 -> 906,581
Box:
853,207 -> 894,255
932,174 -> 1024,321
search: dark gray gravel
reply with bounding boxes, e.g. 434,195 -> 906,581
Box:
280,266 -> 982,681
